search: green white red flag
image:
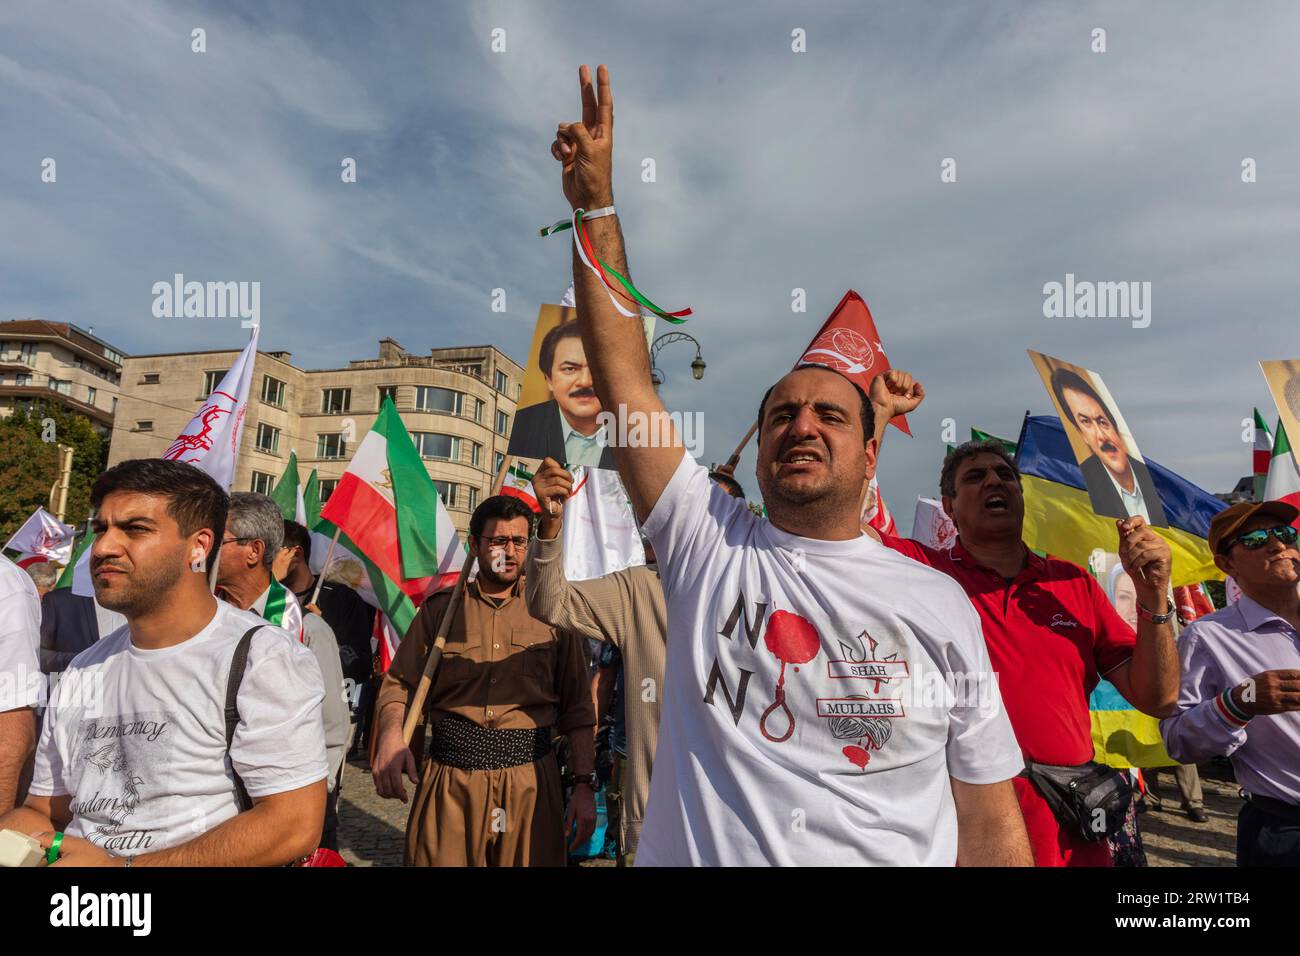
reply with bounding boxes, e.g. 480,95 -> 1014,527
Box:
501,463 -> 540,512
318,398 -> 463,635
1253,409 -> 1274,501
1263,419 -> 1300,529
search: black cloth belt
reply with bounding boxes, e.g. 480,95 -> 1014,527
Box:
427,715 -> 553,771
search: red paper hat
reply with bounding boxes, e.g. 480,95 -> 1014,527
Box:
796,290 -> 910,435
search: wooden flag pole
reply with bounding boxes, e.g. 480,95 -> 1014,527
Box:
401,453 -> 515,746
308,526 -> 343,607
723,420 -> 759,471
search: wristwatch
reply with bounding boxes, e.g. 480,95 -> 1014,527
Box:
571,773 -> 597,789
1136,599 -> 1174,625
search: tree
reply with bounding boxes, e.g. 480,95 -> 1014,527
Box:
0,400 -> 107,538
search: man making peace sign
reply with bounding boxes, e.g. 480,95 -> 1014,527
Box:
549,65 -> 1031,866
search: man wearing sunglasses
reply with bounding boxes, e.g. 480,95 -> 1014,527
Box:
372,495 -> 597,866
1161,500 -> 1300,865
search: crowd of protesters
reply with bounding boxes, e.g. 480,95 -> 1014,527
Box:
0,62 -> 1296,868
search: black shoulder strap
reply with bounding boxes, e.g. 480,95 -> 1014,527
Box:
224,624 -> 264,812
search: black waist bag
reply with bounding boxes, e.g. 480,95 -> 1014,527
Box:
1021,759 -> 1133,842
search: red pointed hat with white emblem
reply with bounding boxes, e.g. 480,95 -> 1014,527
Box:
795,290 -> 910,435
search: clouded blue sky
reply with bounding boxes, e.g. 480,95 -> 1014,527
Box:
3,1 -> 1295,529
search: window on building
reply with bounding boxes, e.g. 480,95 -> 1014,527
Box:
470,441 -> 481,468
433,480 -> 458,508
87,386 -> 97,405
494,369 -> 509,393
15,374 -> 32,387
495,409 -> 509,436
73,356 -> 111,381
467,486 -> 480,511
47,379 -> 71,395
321,388 -> 351,413
255,423 -> 281,455
474,398 -> 485,423
378,385 -> 399,407
494,451 -> 505,475
136,420 -> 154,432
261,375 -> 286,407
319,479 -> 339,502
103,347 -> 124,366
411,432 -> 459,461
415,386 -> 462,415
142,373 -> 160,385
316,433 -> 346,459
251,471 -> 275,495
19,343 -> 37,365
111,396 -> 118,413
203,370 -> 222,397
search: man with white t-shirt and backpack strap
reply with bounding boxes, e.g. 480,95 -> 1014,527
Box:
549,64 -> 1032,865
0,459 -> 329,866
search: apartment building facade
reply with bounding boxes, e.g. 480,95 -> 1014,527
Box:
0,320 -> 126,434
107,338 -> 524,535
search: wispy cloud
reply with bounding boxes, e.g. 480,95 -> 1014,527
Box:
2,0 -> 1295,520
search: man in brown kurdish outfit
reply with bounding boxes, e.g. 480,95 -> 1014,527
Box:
372,495 -> 597,866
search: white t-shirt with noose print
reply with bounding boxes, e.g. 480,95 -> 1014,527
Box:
635,453 -> 1023,866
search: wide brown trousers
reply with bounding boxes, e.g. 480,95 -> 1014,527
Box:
404,751 -> 567,867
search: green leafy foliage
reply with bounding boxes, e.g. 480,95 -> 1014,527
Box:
0,400 -> 107,537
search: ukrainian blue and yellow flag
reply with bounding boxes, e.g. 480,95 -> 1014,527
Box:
1016,416 -> 1227,588
1088,678 -> 1175,768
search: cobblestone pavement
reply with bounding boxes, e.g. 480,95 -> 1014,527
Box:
338,756 -> 1239,868
1140,776 -> 1238,867
338,755 -> 407,868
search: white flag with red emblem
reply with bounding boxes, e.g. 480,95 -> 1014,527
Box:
860,476 -> 897,537
911,496 -> 957,550
4,507 -> 75,563
72,325 -> 260,597
161,323 -> 259,491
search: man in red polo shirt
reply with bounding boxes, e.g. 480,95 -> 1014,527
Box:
869,371 -> 1180,866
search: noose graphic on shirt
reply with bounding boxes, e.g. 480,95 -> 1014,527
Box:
758,610 -> 821,742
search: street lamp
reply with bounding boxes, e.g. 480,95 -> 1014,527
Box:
649,332 -> 706,393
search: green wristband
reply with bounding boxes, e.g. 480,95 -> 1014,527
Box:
46,831 -> 64,866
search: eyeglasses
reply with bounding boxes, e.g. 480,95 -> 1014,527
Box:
1228,525 -> 1299,551
481,535 -> 529,550
222,536 -> 255,547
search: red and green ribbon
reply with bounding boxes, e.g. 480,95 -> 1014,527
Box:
541,210 -> 691,324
